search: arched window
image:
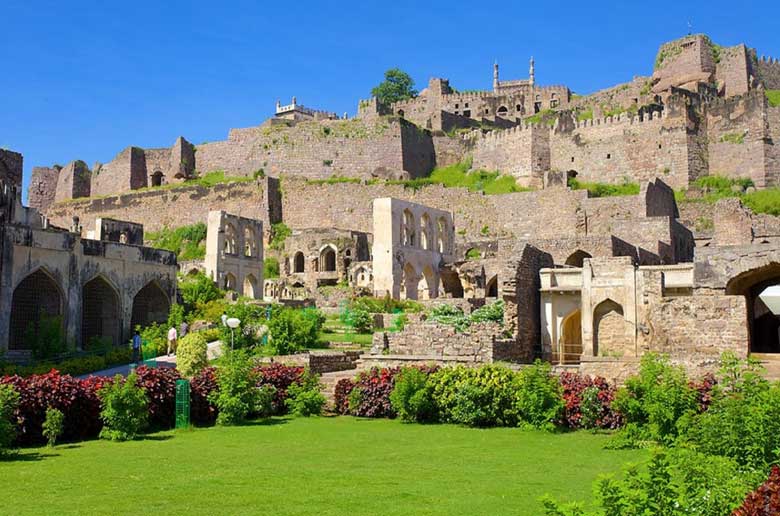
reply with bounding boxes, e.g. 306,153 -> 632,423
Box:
402,210 -> 416,247
497,106 -> 508,116
223,223 -> 238,255
244,274 -> 258,299
293,251 -> 305,273
420,213 -> 432,250
224,273 -> 237,291
320,246 -> 337,272
82,276 -> 120,348
9,269 -> 63,351
437,217 -> 449,254
244,227 -> 258,257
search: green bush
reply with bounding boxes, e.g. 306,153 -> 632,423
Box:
349,295 -> 423,314
767,89 -> 780,108
429,365 -> 519,427
284,372 -> 326,417
269,223 -> 291,251
263,256 -> 280,279
98,373 -> 149,441
268,307 -> 325,355
209,350 -> 261,425
340,307 -> 373,334
541,449 -> 760,516
0,384 -> 20,455
428,300 -> 504,332
145,223 -> 207,261
684,353 -> 780,470
390,367 -> 437,423
515,360 -> 564,430
567,178 -> 640,197
42,407 -> 64,447
176,333 -> 208,378
218,301 -> 268,349
26,316 -> 66,360
611,353 -> 697,445
179,272 -> 223,314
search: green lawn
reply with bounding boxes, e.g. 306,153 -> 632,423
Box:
318,331 -> 373,346
1,417 -> 645,515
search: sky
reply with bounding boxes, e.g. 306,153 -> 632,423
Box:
2,0 -> 779,201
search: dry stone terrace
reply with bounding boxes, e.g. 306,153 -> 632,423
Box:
5,33 -> 780,381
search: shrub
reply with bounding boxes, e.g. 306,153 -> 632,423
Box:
177,333 -> 208,378
1,371 -> 105,445
26,316 -> 66,360
346,367 -> 399,418
390,367 -> 437,423
349,295 -> 423,314
42,407 -> 64,447
190,367 -> 218,426
515,360 -> 564,430
179,272 -> 223,314
567,178 -> 640,197
218,301 -> 268,349
611,353 -> 697,445
145,223 -> 207,261
98,373 -> 149,441
541,449 -> 760,516
429,365 -> 519,427
0,347 -> 132,378
134,366 -> 180,430
428,300 -> 504,332
268,307 -> 325,355
263,256 -> 280,279
558,372 -> 621,430
340,307 -> 373,334
734,465 -> 780,516
256,363 -> 305,414
269,222 -> 291,251
209,350 -> 261,425
0,384 -> 20,454
284,372 -> 326,416
334,378 -> 355,415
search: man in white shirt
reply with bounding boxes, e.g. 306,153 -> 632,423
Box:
167,326 -> 178,356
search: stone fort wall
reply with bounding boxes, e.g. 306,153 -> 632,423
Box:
756,56 -> 780,90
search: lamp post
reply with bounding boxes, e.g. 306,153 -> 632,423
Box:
227,317 -> 241,350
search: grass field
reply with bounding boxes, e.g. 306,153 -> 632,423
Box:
1,417 -> 646,515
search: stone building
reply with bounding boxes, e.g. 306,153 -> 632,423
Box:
204,211 -> 264,299
0,150 -> 177,359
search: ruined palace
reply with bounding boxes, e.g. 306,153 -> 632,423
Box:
9,33 -> 780,379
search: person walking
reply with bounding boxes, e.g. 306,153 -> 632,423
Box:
132,330 -> 142,364
167,326 -> 178,356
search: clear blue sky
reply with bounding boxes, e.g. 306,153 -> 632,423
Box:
2,0 -> 778,200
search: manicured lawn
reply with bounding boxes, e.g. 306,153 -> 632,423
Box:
1,417 -> 646,515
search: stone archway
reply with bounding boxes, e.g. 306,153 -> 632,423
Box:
293,251 -> 305,273
320,246 -> 337,272
9,269 -> 64,351
558,309 -> 582,364
486,275 -> 498,297
565,250 -> 592,267
131,281 -> 170,330
400,263 -> 418,300
244,274 -> 258,299
418,265 -> 436,300
82,276 -> 121,348
726,262 -> 780,353
593,299 -> 628,357
151,171 -> 164,187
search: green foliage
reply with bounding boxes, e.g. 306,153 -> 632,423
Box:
611,353 -> 697,446
218,301 -> 268,350
465,248 -> 481,260
567,178 -> 640,197
339,307 -> 373,334
767,89 -> 780,107
263,256 -> 280,279
389,159 -> 531,195
284,372 -> 326,417
390,367 -> 437,423
269,222 -> 291,251
428,300 -> 504,332
307,176 -> 362,185
25,316 -> 66,360
349,295 -> 423,314
0,384 -> 19,455
42,407 -> 64,447
684,353 -> 780,471
514,360 -> 564,431
146,223 -> 207,261
720,131 -> 746,144
371,68 -> 417,106
179,272 -> 223,315
576,108 -> 593,121
268,307 -> 325,355
541,448 -> 759,516
209,350 -> 262,425
176,332 -> 209,378
675,176 -> 780,216
98,373 -> 149,441
524,109 -> 558,126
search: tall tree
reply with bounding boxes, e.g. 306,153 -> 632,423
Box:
371,68 -> 417,107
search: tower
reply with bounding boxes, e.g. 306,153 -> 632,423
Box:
529,57 -> 535,87
493,61 -> 499,91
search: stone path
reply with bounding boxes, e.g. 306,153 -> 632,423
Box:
79,341 -> 223,378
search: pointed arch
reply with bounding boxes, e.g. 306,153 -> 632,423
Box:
223,223 -> 238,255
320,245 -> 337,272
9,268 -> 64,351
418,265 -> 436,300
420,213 -> 432,250
486,275 -> 498,297
593,299 -> 627,357
559,309 -> 582,364
224,272 -> 237,291
82,275 -> 121,348
402,209 -> 416,247
244,274 -> 258,299
293,251 -> 305,273
131,281 -> 170,330
565,250 -> 592,268
243,226 -> 258,257
436,217 -> 449,254
400,263 -> 418,300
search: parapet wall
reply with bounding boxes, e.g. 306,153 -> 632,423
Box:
757,56 -> 780,90
0,149 -> 23,188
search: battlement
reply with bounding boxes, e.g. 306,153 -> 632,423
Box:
572,109 -> 668,129
758,56 -> 780,65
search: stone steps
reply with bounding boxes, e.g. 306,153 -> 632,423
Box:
319,369 -> 361,408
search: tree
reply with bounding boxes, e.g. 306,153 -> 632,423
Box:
371,68 -> 417,107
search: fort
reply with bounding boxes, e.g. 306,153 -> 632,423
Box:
5,33 -> 780,381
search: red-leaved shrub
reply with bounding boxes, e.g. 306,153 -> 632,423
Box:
135,366 -> 181,429
689,372 -> 717,413
558,371 -> 621,430
190,366 -> 218,426
733,465 -> 780,516
346,367 -> 400,418
334,378 -> 355,415
255,363 -> 305,414
0,370 -> 106,445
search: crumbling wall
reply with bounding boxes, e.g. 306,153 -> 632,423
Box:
28,166 -> 60,212
715,45 -> 753,97
756,56 -> 780,90
92,147 -> 147,197
470,124 -> 548,188
54,161 -> 91,203
0,149 -> 23,188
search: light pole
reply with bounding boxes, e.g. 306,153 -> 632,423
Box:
226,317 -> 241,350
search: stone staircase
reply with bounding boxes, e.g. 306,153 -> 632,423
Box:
319,369 -> 361,408
752,353 -> 780,380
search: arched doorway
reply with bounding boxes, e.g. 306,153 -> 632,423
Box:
400,263 -> 418,300
82,276 -> 120,348
293,251 -> 305,273
9,269 -> 63,351
151,171 -> 164,187
439,268 -> 464,298
558,309 -> 582,364
593,299 -> 628,357
486,275 -> 498,297
565,250 -> 592,267
131,282 -> 170,330
244,274 -> 258,299
320,246 -> 337,272
418,266 -> 436,300
726,263 -> 780,353
224,273 -> 237,291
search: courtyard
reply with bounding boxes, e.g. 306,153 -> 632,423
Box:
1,417 -> 644,515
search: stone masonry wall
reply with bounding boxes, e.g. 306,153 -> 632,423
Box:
756,56 -> 780,90
0,149 -> 23,188
54,161 -> 91,203
715,45 -> 753,97
374,321 -> 503,362
28,166 -> 59,212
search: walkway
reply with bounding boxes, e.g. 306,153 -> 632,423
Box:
78,341 -> 223,378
